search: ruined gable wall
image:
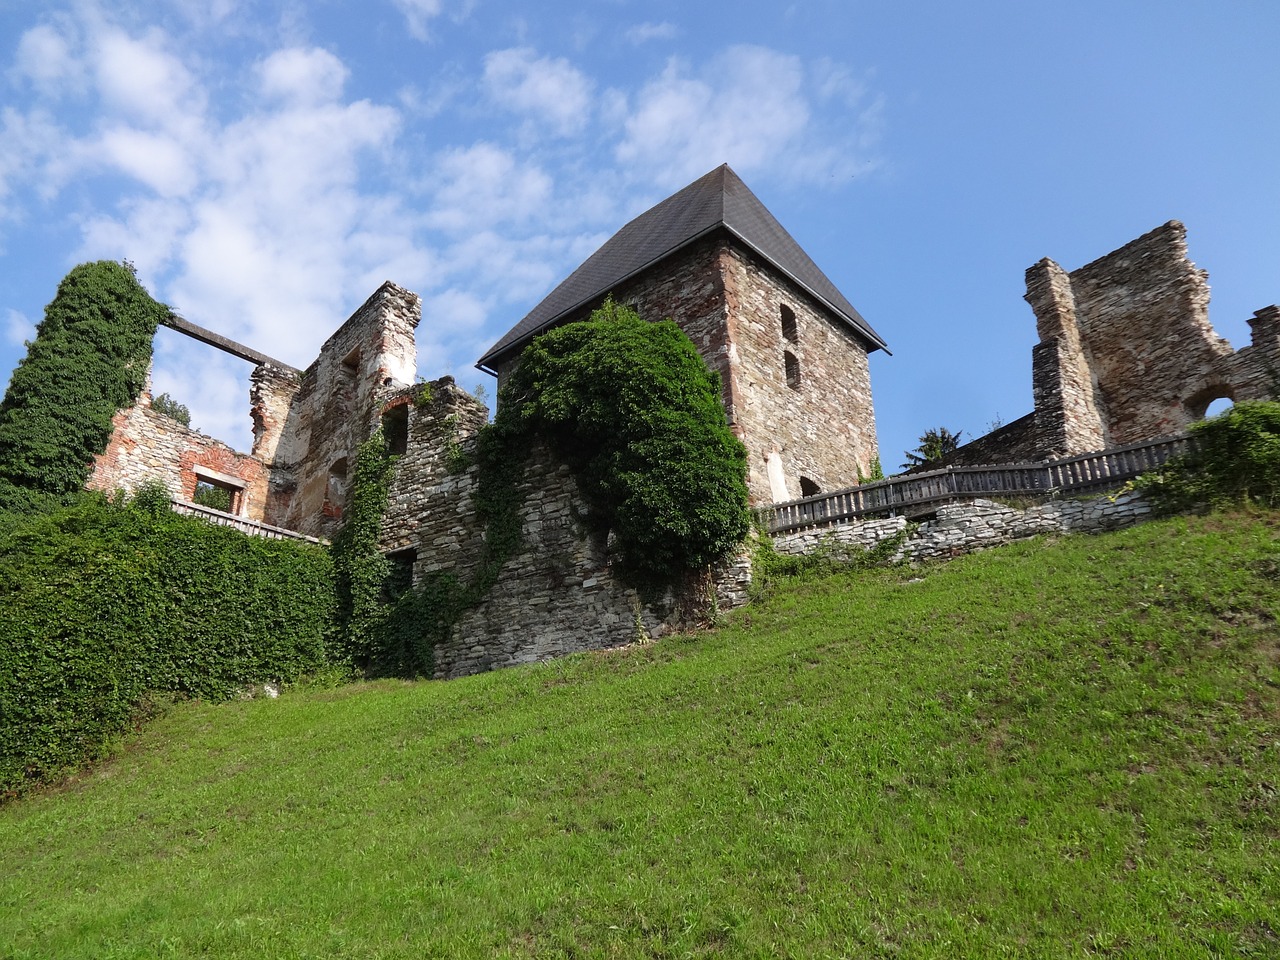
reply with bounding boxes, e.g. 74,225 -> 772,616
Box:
263,282 -> 420,538
1024,221 -> 1280,456
87,382 -> 269,517
720,244 -> 878,502
1065,221 -> 1230,444
379,378 -> 751,679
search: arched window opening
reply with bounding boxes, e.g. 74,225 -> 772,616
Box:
323,458 -> 348,518
799,476 -> 821,498
784,351 -> 801,389
382,404 -> 409,456
1185,385 -> 1235,421
780,304 -> 798,344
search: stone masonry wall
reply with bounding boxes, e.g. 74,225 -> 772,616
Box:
773,491 -> 1155,564
87,378 -> 269,518
1026,221 -> 1280,456
493,233 -> 879,504
380,377 -> 753,679
720,244 -> 879,503
261,282 -> 421,539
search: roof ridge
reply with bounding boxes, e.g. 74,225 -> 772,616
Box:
477,164 -> 886,371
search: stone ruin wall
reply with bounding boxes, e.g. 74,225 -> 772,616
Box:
87,370 -> 270,517
945,221 -> 1280,469
773,491 -> 1155,565
255,282 -> 421,540
1029,221 -> 1280,457
380,378 -> 752,679
493,234 -> 880,504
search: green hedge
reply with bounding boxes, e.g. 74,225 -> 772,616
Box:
0,494 -> 336,794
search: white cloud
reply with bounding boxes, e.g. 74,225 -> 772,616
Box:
617,46 -> 809,186
93,27 -> 202,126
425,143 -> 553,233
616,45 -> 880,188
11,23 -> 85,96
96,127 -> 198,196
624,22 -> 678,45
391,0 -> 444,41
482,47 -> 593,137
258,47 -> 349,105
4,309 -> 34,347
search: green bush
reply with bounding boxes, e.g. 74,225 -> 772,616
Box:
0,262 -> 168,497
150,393 -> 191,426
1135,400 -> 1280,512
0,493 -> 336,794
494,300 -> 751,591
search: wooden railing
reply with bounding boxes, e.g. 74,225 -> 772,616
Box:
765,434 -> 1192,534
170,498 -> 325,544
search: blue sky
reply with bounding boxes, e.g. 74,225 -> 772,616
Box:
1,0 -> 1277,470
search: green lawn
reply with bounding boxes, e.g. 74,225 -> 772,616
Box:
1,511 -> 1277,958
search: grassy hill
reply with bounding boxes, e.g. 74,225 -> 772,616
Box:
1,510 -> 1277,958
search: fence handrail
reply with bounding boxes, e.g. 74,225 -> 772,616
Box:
765,433 -> 1191,534
169,498 -> 326,544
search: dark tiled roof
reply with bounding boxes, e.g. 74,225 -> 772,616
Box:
476,164 -> 888,372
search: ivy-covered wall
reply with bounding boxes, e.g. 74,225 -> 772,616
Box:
377,372 -> 753,680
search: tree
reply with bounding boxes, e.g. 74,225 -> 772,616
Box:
901,426 -> 964,471
0,261 -> 168,497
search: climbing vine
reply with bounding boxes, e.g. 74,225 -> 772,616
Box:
493,299 -> 750,592
333,301 -> 749,673
0,261 -> 168,500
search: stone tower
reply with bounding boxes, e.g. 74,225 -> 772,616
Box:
477,164 -> 888,505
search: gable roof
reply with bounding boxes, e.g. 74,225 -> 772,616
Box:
476,163 -> 889,373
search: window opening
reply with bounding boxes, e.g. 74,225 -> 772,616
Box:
1204,397 -> 1234,418
784,350 -> 801,389
1185,385 -> 1235,420
383,548 -> 417,602
780,304 -> 798,343
383,404 -> 409,456
799,476 -> 821,498
323,458 -> 348,518
340,348 -> 360,378
191,468 -> 245,515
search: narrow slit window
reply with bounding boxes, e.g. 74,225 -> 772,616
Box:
784,350 -> 801,389
780,304 -> 798,343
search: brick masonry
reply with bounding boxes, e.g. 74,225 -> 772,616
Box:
87,368 -> 269,514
